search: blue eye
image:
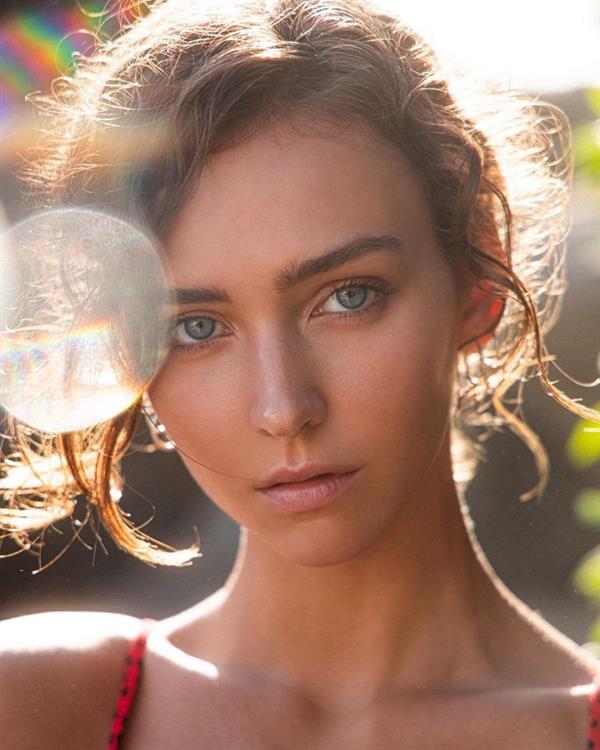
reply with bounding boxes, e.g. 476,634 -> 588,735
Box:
334,286 -> 369,310
319,281 -> 387,315
172,315 -> 223,346
169,277 -> 393,355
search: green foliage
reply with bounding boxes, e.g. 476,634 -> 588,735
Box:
572,547 -> 600,605
565,400 -> 600,469
569,399 -> 600,639
588,613 -> 600,644
574,88 -> 600,182
569,99 -> 600,640
574,122 -> 600,181
585,89 -> 600,117
574,489 -> 600,528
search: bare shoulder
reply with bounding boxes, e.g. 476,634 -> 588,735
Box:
498,619 -> 600,750
0,610 -> 145,750
554,642 -> 600,750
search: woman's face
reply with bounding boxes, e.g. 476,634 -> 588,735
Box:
148,119 -> 486,566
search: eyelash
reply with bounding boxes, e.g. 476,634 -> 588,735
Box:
169,276 -> 393,355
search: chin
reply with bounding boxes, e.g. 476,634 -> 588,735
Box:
258,518 -> 389,568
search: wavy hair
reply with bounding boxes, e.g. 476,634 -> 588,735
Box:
1,0 -> 598,566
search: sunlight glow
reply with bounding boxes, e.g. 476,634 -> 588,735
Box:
379,0 -> 600,92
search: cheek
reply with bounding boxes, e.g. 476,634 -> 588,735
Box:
147,356 -> 250,473
324,295 -> 457,444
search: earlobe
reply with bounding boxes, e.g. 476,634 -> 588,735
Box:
458,280 -> 506,355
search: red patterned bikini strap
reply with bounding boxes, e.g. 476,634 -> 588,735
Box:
587,670 -> 600,749
107,617 -> 156,750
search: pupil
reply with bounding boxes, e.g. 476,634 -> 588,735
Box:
338,287 -> 366,310
184,318 -> 214,340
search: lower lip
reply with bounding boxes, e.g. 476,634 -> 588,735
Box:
258,470 -> 359,513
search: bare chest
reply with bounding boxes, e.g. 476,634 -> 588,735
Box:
119,677 -> 590,750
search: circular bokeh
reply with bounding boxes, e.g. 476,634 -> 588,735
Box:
0,208 -> 173,432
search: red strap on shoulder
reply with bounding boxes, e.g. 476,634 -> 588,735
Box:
587,671 -> 600,749
107,618 -> 156,750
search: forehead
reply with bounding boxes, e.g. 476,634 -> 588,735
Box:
163,119 -> 436,278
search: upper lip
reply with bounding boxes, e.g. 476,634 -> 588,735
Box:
257,464 -> 357,489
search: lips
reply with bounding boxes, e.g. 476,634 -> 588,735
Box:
257,463 -> 358,489
257,469 -> 360,513
270,472 -> 330,487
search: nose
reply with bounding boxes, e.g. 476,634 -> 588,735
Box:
249,332 -> 326,439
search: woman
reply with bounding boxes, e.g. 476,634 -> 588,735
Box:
1,0 -> 600,747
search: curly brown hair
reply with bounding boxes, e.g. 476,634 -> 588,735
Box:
1,0 -> 598,566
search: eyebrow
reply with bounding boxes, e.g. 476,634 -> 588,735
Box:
172,233 -> 405,305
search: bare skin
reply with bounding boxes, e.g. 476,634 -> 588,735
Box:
142,118 -> 600,746
1,117 -> 598,749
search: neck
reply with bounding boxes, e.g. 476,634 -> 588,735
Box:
176,461 -> 524,715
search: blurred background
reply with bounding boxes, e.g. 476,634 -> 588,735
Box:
0,0 -> 599,650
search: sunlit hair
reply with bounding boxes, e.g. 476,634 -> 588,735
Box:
2,0 -> 598,566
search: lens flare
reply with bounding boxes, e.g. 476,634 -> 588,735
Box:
0,208 -> 172,433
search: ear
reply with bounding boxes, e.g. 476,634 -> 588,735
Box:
457,277 -> 506,355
